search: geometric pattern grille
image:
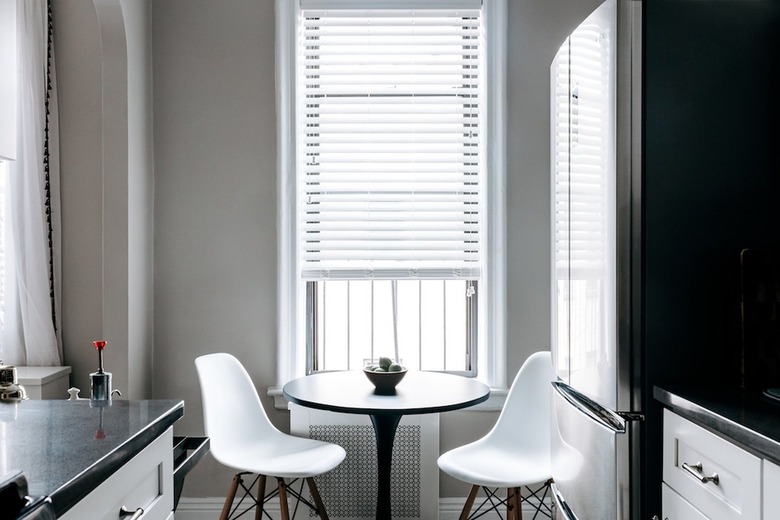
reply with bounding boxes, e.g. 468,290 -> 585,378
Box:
308,424 -> 421,518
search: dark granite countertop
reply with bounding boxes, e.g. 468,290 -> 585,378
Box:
0,399 -> 183,517
654,385 -> 780,463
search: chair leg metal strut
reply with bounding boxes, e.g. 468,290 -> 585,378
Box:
459,479 -> 554,520
219,472 -> 330,520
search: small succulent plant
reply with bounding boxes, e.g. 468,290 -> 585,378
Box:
366,356 -> 404,372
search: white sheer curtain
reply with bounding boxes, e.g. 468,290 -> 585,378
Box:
0,0 -> 61,366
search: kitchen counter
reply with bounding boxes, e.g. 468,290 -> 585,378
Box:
0,399 -> 183,517
654,385 -> 780,464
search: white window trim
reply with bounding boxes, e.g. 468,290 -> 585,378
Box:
271,0 -> 507,409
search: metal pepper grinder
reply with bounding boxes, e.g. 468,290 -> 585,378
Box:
90,340 -> 119,402
0,361 -> 27,402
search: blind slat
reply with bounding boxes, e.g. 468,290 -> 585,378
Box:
302,211 -> 479,221
303,86 -> 478,96
304,171 -> 478,181
300,267 -> 480,281
301,5 -> 480,16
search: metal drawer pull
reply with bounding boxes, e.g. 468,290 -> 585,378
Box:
682,461 -> 720,485
119,505 -> 144,519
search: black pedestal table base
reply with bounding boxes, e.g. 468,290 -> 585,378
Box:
369,413 -> 402,520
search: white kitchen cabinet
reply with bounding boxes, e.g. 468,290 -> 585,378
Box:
16,366 -> 71,399
662,483 -> 708,520
61,427 -> 174,520
662,408 -> 761,519
661,408 -> 780,520
763,459 -> 780,518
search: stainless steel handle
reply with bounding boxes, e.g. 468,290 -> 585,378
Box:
119,506 -> 144,519
682,461 -> 720,486
552,381 -> 626,434
551,482 -> 580,520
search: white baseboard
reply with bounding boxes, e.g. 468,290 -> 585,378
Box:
173,498 -> 224,520
174,496 -> 548,519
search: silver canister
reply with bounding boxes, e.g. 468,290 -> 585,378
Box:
90,371 -> 113,402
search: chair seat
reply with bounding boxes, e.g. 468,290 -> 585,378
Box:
437,440 -> 551,489
214,432 -> 346,479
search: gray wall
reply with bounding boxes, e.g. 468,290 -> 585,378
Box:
54,0 -> 603,500
54,0 -> 154,400
151,0 -> 280,496
54,0 -> 104,392
124,0 -> 155,401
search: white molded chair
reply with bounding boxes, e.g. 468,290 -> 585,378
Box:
195,353 -> 346,520
437,351 -> 555,520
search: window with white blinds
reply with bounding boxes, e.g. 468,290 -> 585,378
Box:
274,0 -> 505,388
297,3 -> 484,281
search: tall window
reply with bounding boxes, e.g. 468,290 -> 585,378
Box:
276,0 -> 506,386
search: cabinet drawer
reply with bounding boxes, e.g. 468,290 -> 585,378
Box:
663,482 -> 708,520
61,428 -> 173,520
663,409 -> 760,520
764,460 -> 780,519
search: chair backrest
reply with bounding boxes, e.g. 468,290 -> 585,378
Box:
194,353 -> 280,459
485,351 -> 554,454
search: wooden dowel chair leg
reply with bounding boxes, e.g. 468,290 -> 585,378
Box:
459,484 -> 480,520
220,474 -> 242,520
255,475 -> 267,520
277,477 -> 290,520
507,488 -> 514,520
518,486 -> 524,520
306,477 -> 329,520
508,487 -> 522,520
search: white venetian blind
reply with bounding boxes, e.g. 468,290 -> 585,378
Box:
297,2 -> 484,280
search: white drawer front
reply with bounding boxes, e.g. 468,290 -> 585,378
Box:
61,428 -> 173,520
663,482 -> 709,520
663,409 -> 761,520
764,460 -> 780,519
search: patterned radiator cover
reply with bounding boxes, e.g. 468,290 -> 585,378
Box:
289,405 -> 440,519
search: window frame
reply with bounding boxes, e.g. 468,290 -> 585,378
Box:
273,0 -> 507,397
306,279 -> 480,375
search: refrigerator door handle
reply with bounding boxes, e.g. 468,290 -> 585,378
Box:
551,482 -> 581,520
551,381 -> 627,434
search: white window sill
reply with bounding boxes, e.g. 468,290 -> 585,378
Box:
267,384 -> 507,412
